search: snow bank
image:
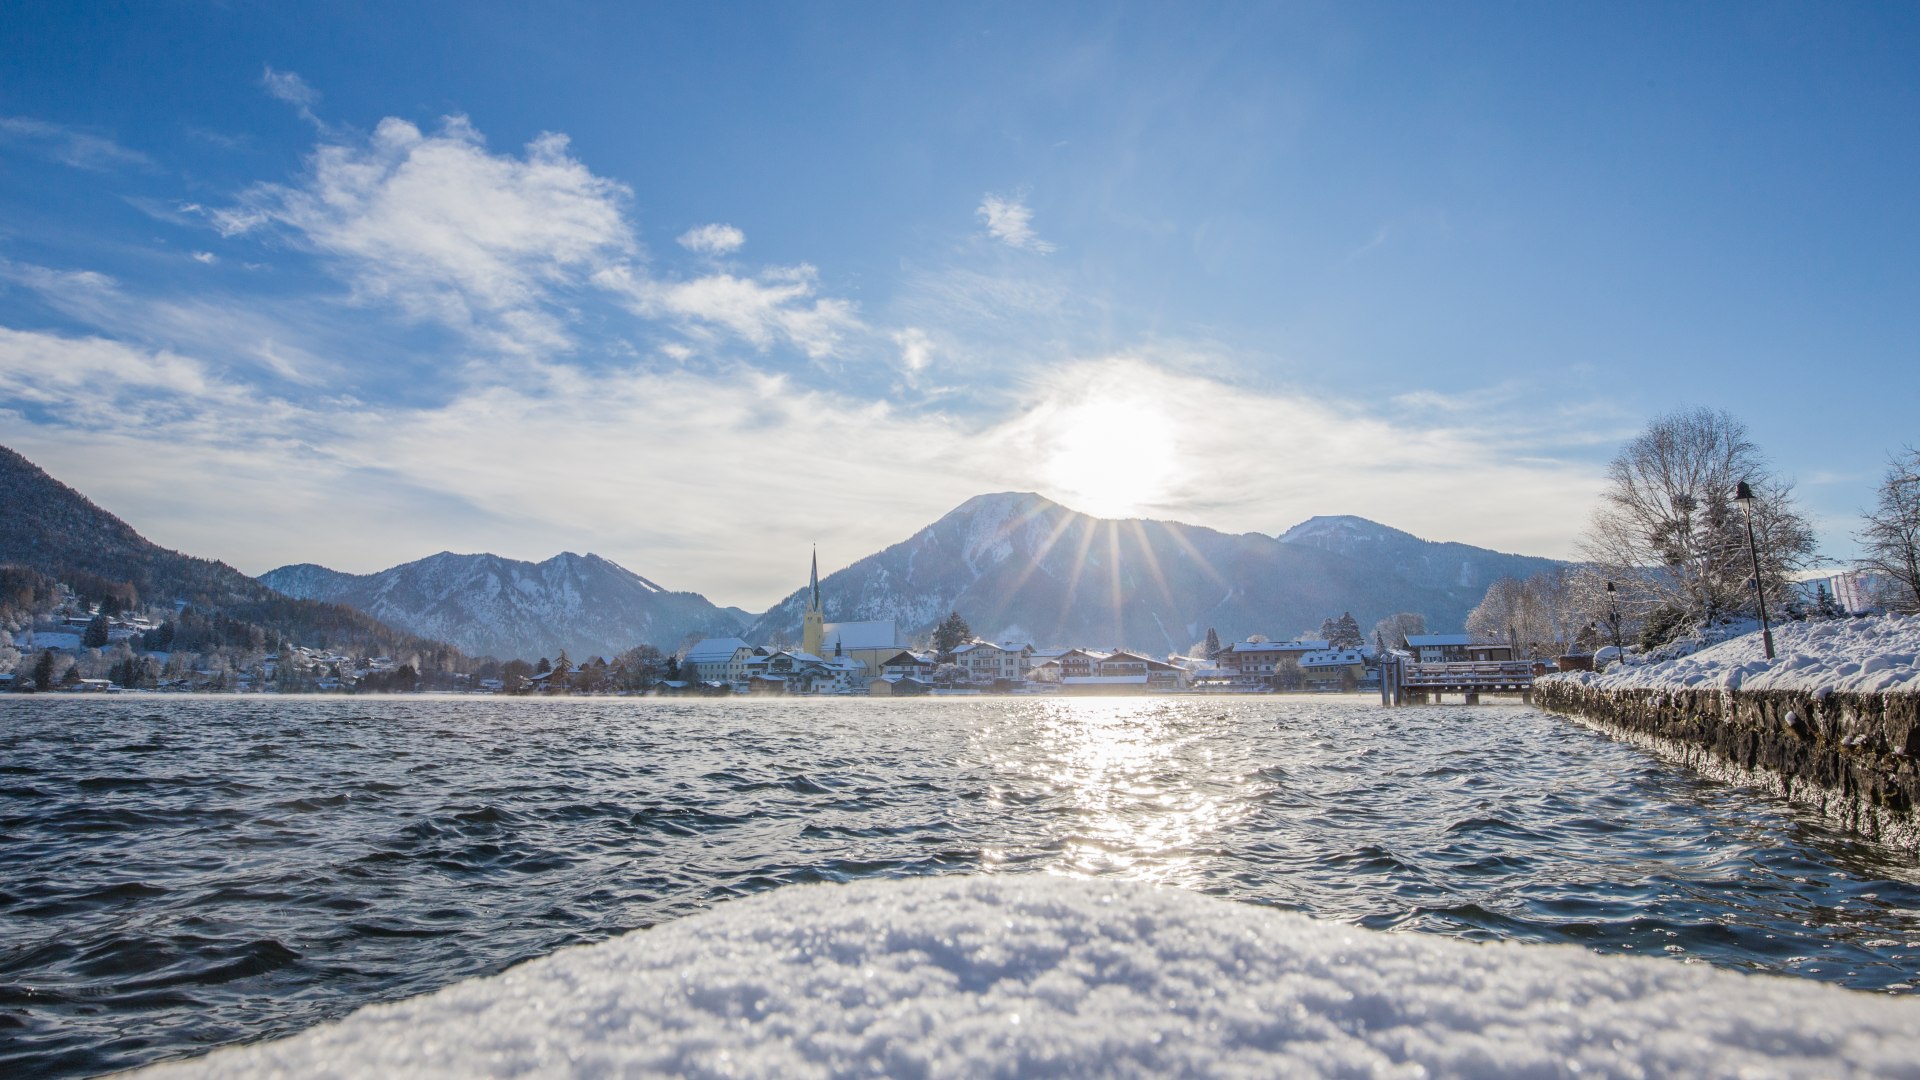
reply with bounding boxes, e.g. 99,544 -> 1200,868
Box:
1547,614 -> 1920,697
140,875 -> 1920,1078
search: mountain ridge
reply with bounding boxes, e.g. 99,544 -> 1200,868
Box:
260,550 -> 746,662
744,492 -> 1565,652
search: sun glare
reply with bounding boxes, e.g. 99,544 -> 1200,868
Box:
1044,397 -> 1179,518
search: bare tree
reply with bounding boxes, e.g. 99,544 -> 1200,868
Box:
1466,577 -> 1553,658
1579,407 -> 1818,630
1371,612 -> 1426,651
1858,448 -> 1920,613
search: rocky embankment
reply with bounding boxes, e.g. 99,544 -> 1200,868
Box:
1536,679 -> 1920,851
1537,614 -> 1920,853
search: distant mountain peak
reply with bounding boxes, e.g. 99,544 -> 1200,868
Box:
1278,515 -> 1422,548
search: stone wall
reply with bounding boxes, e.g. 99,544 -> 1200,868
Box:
1535,679 -> 1920,854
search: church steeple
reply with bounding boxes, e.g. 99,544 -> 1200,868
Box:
802,545 -> 825,657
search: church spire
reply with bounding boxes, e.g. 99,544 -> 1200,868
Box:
802,545 -> 825,658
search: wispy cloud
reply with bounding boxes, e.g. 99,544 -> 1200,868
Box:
261,67 -> 323,126
677,223 -> 745,256
977,192 -> 1055,253
216,116 -> 635,355
596,262 -> 862,361
0,116 -> 150,171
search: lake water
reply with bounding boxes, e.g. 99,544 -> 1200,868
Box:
4,694 -> 1920,1077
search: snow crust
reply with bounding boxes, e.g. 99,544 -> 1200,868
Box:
140,874 -> 1920,1078
1546,614 -> 1920,696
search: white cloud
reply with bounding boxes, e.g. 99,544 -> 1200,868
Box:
677,223 -> 745,256
217,116 -> 635,355
977,193 -> 1055,253
893,328 -> 933,373
191,251 -> 218,265
597,262 -> 861,361
0,116 -> 150,171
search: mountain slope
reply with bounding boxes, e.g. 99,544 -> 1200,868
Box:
261,551 -> 745,661
0,445 -> 462,665
745,493 -> 1492,654
1278,514 -> 1566,596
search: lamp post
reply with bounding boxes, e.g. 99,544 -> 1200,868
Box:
1733,480 -> 1776,660
1604,580 -> 1623,667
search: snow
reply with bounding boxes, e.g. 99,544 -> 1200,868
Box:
1545,614 -> 1920,696
139,874 -> 1920,1079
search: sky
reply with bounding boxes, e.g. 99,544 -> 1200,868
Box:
1,3 -> 1916,611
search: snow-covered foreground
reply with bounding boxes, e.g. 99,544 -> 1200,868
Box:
1547,614 -> 1920,696
141,875 -> 1920,1078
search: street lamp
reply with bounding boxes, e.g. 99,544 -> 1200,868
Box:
1604,580 -> 1624,667
1733,480 -> 1776,660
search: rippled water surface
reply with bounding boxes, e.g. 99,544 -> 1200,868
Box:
5,694 -> 1920,1076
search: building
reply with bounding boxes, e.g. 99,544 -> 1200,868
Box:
951,640 -> 1033,685
1219,639 -> 1328,688
683,637 -> 760,687
1403,634 -> 1513,663
1299,648 -> 1367,689
801,548 -> 826,658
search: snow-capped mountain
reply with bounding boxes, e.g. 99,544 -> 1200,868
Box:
260,552 -> 746,662
1277,514 -> 1565,595
745,493 -> 1545,653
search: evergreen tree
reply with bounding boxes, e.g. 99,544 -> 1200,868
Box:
32,649 -> 55,691
932,611 -> 971,655
535,657 -> 552,675
83,614 -> 109,649
1204,627 -> 1221,656
1330,612 -> 1364,649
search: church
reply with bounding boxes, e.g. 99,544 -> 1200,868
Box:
800,548 -> 908,682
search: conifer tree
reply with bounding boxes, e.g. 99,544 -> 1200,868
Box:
1204,627 -> 1221,656
933,611 -> 971,655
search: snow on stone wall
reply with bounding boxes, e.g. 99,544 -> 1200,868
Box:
1547,614 -> 1920,696
139,874 -> 1920,1078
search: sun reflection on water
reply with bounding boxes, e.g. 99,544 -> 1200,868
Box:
977,697 -> 1253,890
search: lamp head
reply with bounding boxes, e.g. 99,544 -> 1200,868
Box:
1605,580 -> 1615,594
1734,480 -> 1754,507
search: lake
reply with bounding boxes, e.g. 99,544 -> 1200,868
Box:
4,694 -> 1918,1077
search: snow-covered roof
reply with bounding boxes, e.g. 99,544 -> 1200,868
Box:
1230,639 -> 1328,653
684,637 -> 751,663
822,620 -> 902,651
1301,650 -> 1366,668
1063,675 -> 1151,685
1405,634 -> 1472,648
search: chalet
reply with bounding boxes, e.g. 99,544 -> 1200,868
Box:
1220,639 -> 1328,688
683,637 -> 761,688
1404,634 -> 1514,663
1090,650 -> 1185,690
951,640 -> 1033,684
1299,648 -> 1368,689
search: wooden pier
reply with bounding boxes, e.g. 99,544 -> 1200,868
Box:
1379,657 -> 1535,706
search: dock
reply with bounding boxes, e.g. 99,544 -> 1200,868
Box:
1379,657 -> 1535,705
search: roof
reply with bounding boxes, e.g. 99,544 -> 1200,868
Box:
1406,634 -> 1472,648
1230,639 -> 1329,653
684,637 -> 751,663
822,620 -> 902,651
1062,675 -> 1150,685
1301,650 -> 1366,667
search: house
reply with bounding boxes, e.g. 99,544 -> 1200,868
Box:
683,637 -> 761,688
876,650 -> 935,679
868,675 -> 931,697
1404,634 -> 1513,663
741,649 -> 843,694
1299,649 -> 1368,689
1092,650 -> 1186,689
951,640 -> 1033,685
1219,639 -> 1328,688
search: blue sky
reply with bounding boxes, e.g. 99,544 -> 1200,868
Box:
2,3 -> 1915,609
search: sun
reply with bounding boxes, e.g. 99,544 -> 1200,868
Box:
1043,397 -> 1179,518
